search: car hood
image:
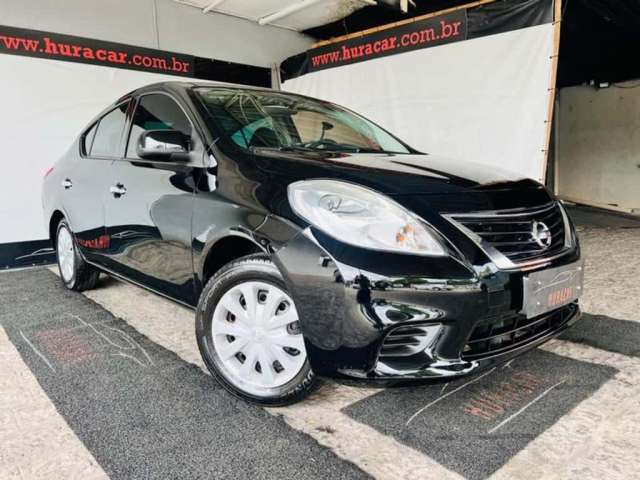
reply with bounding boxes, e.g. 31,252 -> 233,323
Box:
253,149 -> 552,212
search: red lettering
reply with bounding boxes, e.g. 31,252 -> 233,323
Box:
441,21 -> 454,38
419,28 -> 436,43
0,31 -> 187,74
0,35 -> 21,49
58,43 -> 72,56
341,45 -> 351,60
171,56 -> 183,71
42,37 -> 58,54
0,35 -> 39,52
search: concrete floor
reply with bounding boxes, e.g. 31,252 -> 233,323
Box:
1,211 -> 639,480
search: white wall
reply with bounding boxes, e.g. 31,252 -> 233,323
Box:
0,0 -> 312,66
284,24 -> 555,181
0,0 -> 313,246
557,81 -> 640,213
0,55 -> 204,244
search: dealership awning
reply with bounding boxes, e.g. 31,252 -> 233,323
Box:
173,0 -> 377,30
299,0 -> 640,87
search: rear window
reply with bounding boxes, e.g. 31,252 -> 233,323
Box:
89,102 -> 128,158
82,122 -> 98,156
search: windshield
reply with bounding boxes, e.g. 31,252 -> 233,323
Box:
194,87 -> 411,154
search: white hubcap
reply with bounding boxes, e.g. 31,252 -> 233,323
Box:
211,281 -> 306,394
57,226 -> 75,282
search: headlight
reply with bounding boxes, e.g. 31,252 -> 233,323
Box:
287,179 -> 446,256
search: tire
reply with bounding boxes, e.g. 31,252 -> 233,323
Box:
196,254 -> 317,406
55,219 -> 100,291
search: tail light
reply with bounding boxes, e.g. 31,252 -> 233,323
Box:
44,166 -> 54,178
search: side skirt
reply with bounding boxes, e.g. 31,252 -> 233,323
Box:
82,258 -> 197,311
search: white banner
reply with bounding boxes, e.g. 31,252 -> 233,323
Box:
0,54 -> 196,244
283,23 -> 554,182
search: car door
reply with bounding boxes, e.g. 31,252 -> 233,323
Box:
62,102 -> 129,265
102,92 -> 202,305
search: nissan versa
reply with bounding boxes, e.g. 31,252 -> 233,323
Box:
42,82 -> 584,405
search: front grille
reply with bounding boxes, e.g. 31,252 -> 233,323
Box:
447,202 -> 568,266
461,304 -> 576,360
379,324 -> 440,358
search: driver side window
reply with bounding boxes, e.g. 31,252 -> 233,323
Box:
126,94 -> 192,159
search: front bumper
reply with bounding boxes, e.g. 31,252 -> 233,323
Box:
273,228 -> 582,381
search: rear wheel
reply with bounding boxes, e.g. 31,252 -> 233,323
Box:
196,255 -> 317,405
55,220 -> 100,291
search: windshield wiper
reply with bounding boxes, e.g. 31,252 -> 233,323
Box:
251,144 -> 394,155
289,141 -> 388,154
279,145 -> 317,152
249,145 -> 316,153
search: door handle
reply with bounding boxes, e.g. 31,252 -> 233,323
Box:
109,183 -> 127,198
61,178 -> 72,189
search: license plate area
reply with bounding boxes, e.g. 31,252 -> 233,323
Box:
522,260 -> 584,319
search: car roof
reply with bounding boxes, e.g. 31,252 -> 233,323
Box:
125,80 -> 275,97
110,80 -> 280,108
88,81 -> 287,137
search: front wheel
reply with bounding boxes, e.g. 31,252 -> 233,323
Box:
196,255 -> 317,405
55,220 -> 100,291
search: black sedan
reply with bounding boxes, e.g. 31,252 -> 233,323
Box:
42,81 -> 583,405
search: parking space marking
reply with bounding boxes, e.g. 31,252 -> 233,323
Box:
406,367 -> 496,426
4,269 -> 370,480
70,313 -> 155,366
344,349 -> 616,480
46,266 -> 640,480
0,327 -> 108,480
78,272 -> 464,480
18,329 -> 56,372
486,378 -> 566,434
491,339 -> 640,480
274,382 -> 465,480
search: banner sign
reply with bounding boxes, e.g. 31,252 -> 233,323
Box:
281,0 -> 554,81
307,10 -> 467,73
0,24 -> 195,76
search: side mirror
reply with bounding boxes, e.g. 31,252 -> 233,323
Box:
137,129 -> 191,161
